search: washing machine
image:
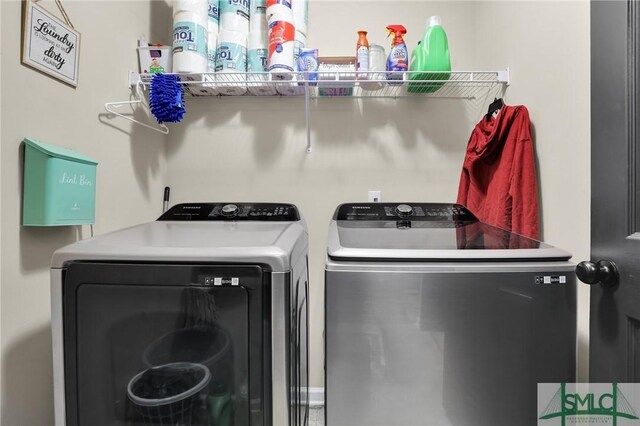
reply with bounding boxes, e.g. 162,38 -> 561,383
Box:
51,202 -> 309,426
325,202 -> 576,426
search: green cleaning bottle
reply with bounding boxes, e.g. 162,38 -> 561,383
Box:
408,16 -> 451,93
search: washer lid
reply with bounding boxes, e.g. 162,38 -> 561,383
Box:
327,203 -> 572,261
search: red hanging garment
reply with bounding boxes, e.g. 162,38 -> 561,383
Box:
457,105 -> 540,240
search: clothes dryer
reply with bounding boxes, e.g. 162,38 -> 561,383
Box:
325,202 -> 576,426
51,202 -> 309,426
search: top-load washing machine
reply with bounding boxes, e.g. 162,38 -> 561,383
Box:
325,202 -> 576,426
51,202 -> 309,426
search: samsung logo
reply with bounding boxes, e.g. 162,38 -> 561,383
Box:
183,206 -> 201,210
352,206 -> 371,209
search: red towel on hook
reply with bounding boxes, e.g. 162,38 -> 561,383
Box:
456,104 -> 540,240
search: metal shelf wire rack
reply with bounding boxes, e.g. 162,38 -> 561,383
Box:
129,69 -> 509,100
113,69 -> 509,152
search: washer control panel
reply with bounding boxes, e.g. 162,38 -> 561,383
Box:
334,203 -> 477,222
158,203 -> 300,221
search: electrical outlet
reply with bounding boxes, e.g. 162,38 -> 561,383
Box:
368,191 -> 382,202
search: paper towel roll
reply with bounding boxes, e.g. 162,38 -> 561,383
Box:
247,30 -> 276,94
207,33 -> 218,72
267,4 -> 293,23
207,0 -> 219,35
250,0 -> 267,31
217,29 -> 247,95
220,0 -> 249,34
173,10 -> 208,73
174,0 -> 208,16
268,19 -> 295,80
292,0 -> 307,35
220,12 -> 249,34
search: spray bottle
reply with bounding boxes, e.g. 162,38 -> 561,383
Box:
356,30 -> 370,80
385,25 -> 408,84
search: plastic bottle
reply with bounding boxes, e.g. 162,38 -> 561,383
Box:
408,16 -> 451,93
356,30 -> 369,80
385,25 -> 408,85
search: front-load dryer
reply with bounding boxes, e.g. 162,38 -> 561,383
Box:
51,202 -> 309,426
325,202 -> 576,426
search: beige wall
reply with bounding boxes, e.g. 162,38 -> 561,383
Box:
474,1 -> 591,380
0,1 -> 170,424
165,0 -> 591,388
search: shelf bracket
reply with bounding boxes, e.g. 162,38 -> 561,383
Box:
497,68 -> 510,85
305,81 -> 312,154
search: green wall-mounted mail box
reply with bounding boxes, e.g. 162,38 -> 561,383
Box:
22,138 -> 98,226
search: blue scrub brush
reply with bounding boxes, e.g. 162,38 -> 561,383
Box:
149,74 -> 186,124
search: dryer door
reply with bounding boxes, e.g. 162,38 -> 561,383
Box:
61,262 -> 270,426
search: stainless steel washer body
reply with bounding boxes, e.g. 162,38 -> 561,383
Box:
325,203 -> 576,426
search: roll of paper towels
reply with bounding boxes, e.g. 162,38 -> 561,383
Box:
173,10 -> 208,73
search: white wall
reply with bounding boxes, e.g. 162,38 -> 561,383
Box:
0,1 -> 170,424
474,0 -> 591,380
165,0 -> 591,388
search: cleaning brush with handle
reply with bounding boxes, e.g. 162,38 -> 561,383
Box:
149,74 -> 186,124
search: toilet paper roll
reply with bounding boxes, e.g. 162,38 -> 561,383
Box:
173,11 -> 208,73
174,0 -> 208,16
220,12 -> 249,34
268,20 -> 295,80
216,29 -> 247,95
292,0 -> 307,35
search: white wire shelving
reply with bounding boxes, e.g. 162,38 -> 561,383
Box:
129,69 -> 509,99
110,69 -> 510,152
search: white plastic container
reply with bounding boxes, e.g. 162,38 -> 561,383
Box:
268,19 -> 295,80
220,0 -> 250,34
138,45 -> 172,74
216,29 -> 247,95
247,30 -> 276,95
173,10 -> 208,73
361,43 -> 386,91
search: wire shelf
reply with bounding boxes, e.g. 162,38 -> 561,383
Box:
130,69 -> 509,100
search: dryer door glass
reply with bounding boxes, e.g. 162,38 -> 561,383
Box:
62,263 -> 268,426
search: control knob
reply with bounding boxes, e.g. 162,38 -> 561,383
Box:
221,204 -> 239,218
396,204 -> 414,218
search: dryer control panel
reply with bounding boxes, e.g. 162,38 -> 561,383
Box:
158,202 -> 300,221
334,203 -> 477,222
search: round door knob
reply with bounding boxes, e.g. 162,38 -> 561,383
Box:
396,204 -> 413,218
576,259 -> 619,287
221,204 -> 239,217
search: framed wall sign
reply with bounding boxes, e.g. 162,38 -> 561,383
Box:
22,0 -> 80,87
